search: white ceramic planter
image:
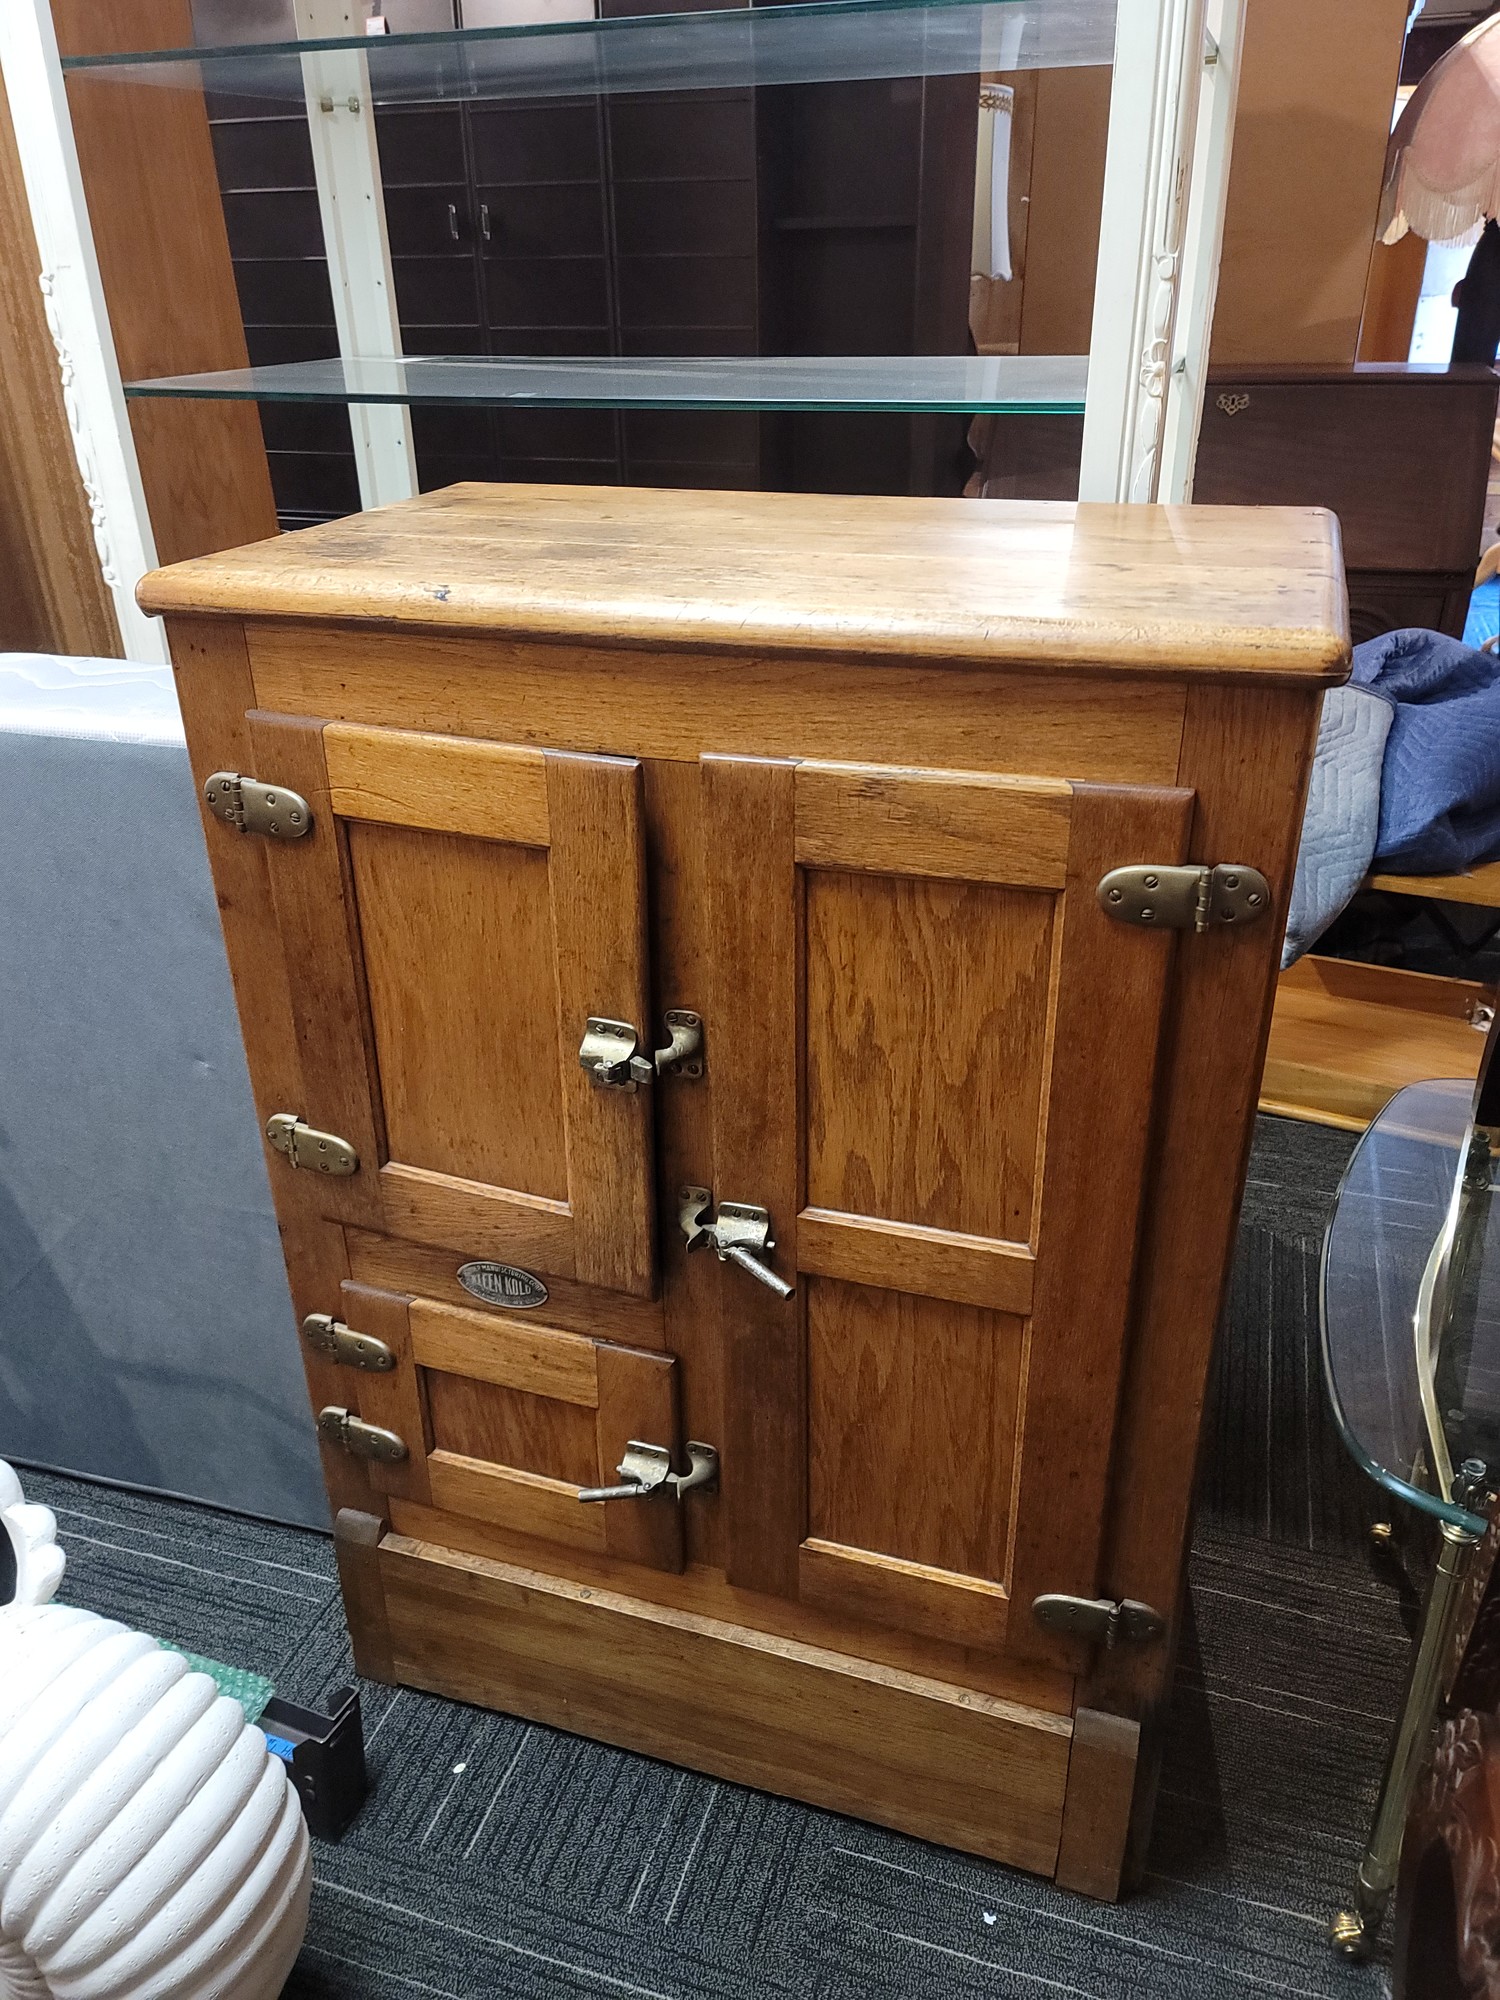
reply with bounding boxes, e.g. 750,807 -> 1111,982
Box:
0,1463 -> 311,2000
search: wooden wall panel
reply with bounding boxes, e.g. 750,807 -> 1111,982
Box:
1212,0 -> 1411,366
1018,66 -> 1112,357
52,0 -> 278,563
0,72 -> 118,655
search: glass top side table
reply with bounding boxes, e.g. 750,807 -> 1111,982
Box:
1322,1060 -> 1500,1957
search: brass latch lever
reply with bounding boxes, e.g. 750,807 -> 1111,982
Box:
679,1188 -> 794,1298
577,1440 -> 719,1504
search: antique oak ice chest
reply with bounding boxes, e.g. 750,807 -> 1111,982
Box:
140,484 -> 1348,1895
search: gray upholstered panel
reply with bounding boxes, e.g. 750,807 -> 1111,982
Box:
0,708 -> 325,1526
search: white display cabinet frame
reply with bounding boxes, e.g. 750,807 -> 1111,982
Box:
3,0 -> 1243,660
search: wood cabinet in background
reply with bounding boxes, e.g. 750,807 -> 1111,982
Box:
139,481 -> 1347,1895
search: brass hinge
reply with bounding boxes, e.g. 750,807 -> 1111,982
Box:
204,772 -> 311,840
1032,1593 -> 1166,1648
266,1114 -> 359,1178
302,1314 -> 394,1373
317,1406 -> 407,1464
1097,864 -> 1270,933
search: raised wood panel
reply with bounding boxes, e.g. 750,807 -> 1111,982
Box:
1090,685 -> 1324,1737
807,1277 -> 1023,1583
347,821 -> 569,1199
703,754 -> 804,1598
338,1282 -> 432,1508
1054,1708 -> 1141,1900
799,1539 -> 1009,1653
796,1208 -> 1036,1315
344,1227 -> 665,1348
408,1297 -> 599,1406
385,1496 -> 1076,1713
245,711 -> 385,1231
544,751 -> 655,1297
804,870 -> 1053,1243
1006,782 -> 1195,1656
325,724 -> 550,845
595,1341 -> 683,1573
793,762 -> 1072,888
378,1162 -> 575,1274
425,1373 -> 598,1487
246,626 -> 1192,783
380,1537 -> 1072,1875
425,1452 -> 607,1554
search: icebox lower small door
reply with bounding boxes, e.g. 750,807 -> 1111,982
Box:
334,1281 -> 685,1572
702,756 -> 1195,1665
246,715 -> 658,1298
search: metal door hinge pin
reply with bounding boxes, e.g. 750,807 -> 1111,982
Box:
1031,1592 -> 1166,1648
579,1011 -> 704,1091
266,1113 -> 359,1177
303,1313 -> 395,1373
577,1440 -> 719,1504
679,1188 -> 794,1298
204,772 -> 311,840
1097,862 -> 1270,932
317,1407 -> 407,1464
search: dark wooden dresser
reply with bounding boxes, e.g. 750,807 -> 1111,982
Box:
1195,363 -> 1499,644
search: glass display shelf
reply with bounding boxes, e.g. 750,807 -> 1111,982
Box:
61,0 -> 1117,108
122,352 -> 1089,413
1320,1076 -> 1500,1538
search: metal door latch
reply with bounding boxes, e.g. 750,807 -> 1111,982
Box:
1031,1593 -> 1166,1648
579,1011 -> 704,1090
266,1114 -> 359,1177
316,1407 -> 408,1464
577,1440 -> 719,1504
302,1314 -> 395,1373
1097,863 -> 1270,932
204,772 -> 311,840
679,1188 -> 794,1299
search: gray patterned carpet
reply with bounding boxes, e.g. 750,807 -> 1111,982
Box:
24,1115 -> 1411,1999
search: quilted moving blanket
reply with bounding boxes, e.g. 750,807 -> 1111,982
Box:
1353,626 -> 1500,874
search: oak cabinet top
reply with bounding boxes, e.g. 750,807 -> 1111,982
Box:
139,481 -> 1350,683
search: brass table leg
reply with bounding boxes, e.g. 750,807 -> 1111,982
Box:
1329,1520 -> 1482,1959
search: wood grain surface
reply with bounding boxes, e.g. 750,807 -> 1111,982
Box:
380,1534 -> 1073,1873
246,624 -> 1191,784
138,483 -> 1349,682
703,755 -> 805,1598
325,724 -> 550,845
545,751 -> 657,1297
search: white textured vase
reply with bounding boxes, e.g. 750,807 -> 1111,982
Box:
0,1463 -> 311,2000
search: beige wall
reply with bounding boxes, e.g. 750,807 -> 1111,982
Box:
1211,0 -> 1410,365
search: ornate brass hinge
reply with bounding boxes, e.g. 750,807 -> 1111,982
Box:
266,1114 -> 359,1177
302,1314 -> 395,1373
204,772 -> 311,840
1097,863 -> 1270,933
1032,1593 -> 1166,1648
316,1407 -> 407,1464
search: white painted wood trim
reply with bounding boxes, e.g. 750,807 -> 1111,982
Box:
0,0 -> 165,661
294,0 -> 417,510
1078,0 -> 1208,504
1158,0 -> 1246,502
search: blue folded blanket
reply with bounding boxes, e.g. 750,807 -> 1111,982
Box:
1352,627 -> 1500,874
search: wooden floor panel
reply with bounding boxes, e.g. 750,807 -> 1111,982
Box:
1260,955 -> 1487,1131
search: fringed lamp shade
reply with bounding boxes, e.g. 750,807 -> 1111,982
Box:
1381,14 -> 1500,245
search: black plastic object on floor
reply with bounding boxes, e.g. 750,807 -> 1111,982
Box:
260,1686 -> 368,1841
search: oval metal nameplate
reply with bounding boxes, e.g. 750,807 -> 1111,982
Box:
458,1261 -> 549,1310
